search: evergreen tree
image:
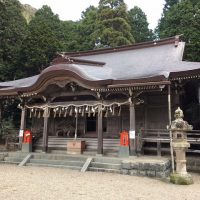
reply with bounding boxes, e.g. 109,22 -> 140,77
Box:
0,0 -> 28,81
157,0 -> 200,62
77,6 -> 98,50
94,0 -> 134,48
20,6 -> 61,77
128,6 -> 153,43
59,20 -> 80,52
163,0 -> 179,12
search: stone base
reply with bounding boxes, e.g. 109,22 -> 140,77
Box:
96,154 -> 103,157
121,158 -> 171,178
0,153 -> 8,161
67,140 -> 85,154
170,173 -> 193,185
22,143 -> 32,153
119,146 -> 129,157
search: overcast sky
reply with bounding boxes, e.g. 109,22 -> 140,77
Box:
19,0 -> 165,30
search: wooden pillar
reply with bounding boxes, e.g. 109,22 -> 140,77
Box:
144,95 -> 148,130
129,103 -> 136,155
168,84 -> 175,173
198,83 -> 200,104
19,107 -> 26,148
42,108 -> 49,152
97,104 -> 103,155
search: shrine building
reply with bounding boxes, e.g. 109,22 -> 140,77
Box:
0,36 -> 199,156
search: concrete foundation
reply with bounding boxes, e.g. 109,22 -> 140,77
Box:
22,143 -> 32,153
119,146 -> 129,157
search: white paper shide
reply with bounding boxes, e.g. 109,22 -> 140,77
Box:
129,130 -> 135,139
19,130 -> 24,137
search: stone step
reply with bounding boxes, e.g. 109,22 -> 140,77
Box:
29,159 -> 84,167
4,157 -> 24,163
26,162 -> 82,170
91,162 -> 121,170
34,149 -> 42,153
83,152 -> 119,158
82,151 -> 97,156
50,150 -> 68,154
93,157 -> 122,164
88,167 -> 121,174
8,152 -> 29,158
32,153 -> 87,161
0,160 -> 20,165
103,152 -> 118,157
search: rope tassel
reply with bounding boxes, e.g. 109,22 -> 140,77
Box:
54,109 -> 57,118
81,108 -> 84,117
64,108 -> 68,117
34,109 -> 37,117
59,108 -> 62,117
88,107 -> 91,117
69,107 -> 73,116
29,109 -> 33,118
38,110 -> 41,118
118,106 -> 121,117
105,108 -> 108,118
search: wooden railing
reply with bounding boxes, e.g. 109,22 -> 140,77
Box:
140,129 -> 200,156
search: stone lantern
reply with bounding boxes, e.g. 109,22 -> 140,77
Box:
170,107 -> 193,185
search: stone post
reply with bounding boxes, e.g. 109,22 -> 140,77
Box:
170,107 -> 193,185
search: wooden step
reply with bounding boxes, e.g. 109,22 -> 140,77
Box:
34,137 -> 120,153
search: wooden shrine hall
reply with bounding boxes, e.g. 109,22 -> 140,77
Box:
0,36 -> 200,155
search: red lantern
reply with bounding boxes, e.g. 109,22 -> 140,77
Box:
23,130 -> 32,144
120,131 -> 130,146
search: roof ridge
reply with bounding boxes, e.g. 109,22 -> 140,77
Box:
63,36 -> 181,57
51,54 -> 105,66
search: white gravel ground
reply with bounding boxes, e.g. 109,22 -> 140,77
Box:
0,165 -> 200,200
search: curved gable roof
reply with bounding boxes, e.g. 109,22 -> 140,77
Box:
0,36 -> 199,96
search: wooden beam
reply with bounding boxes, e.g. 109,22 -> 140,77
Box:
144,95 -> 148,131
0,102 -> 2,132
48,90 -> 98,99
157,131 -> 161,156
107,81 -> 170,88
97,104 -> 103,155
